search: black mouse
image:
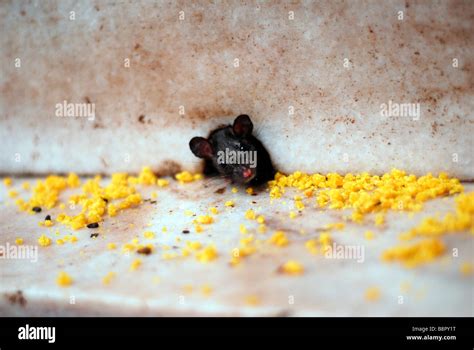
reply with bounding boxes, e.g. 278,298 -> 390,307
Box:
189,114 -> 276,186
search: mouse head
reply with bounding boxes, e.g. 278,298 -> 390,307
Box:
189,114 -> 258,184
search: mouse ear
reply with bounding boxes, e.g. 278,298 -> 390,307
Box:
233,114 -> 253,137
189,137 -> 213,159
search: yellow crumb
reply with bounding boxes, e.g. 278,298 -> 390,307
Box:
382,238 -> 446,268
38,234 -> 52,247
246,187 -> 254,195
244,295 -> 261,306
365,286 -> 381,301
196,215 -> 214,225
201,284 -> 213,296
225,200 -> 235,207
279,260 -> 304,275
157,178 -> 169,187
56,271 -> 73,287
102,272 -> 116,285
107,243 -> 117,250
460,262 -> 473,276
130,259 -> 142,271
209,207 -> 219,215
3,177 -> 12,187
15,238 -> 24,245
268,231 -> 289,247
231,187 -> 238,193
245,209 -> 256,220
143,231 -> 155,239
289,211 -> 297,219
364,230 -> 375,240
196,245 -> 218,263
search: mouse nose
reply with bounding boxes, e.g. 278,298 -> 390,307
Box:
243,168 -> 252,179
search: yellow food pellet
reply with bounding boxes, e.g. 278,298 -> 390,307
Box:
375,213 -> 385,226
365,287 -> 381,301
201,284 -> 213,296
56,239 -> 65,245
209,207 -> 219,215
305,239 -> 318,255
289,211 -> 297,219
8,190 -> 18,198
245,209 -> 256,220
183,284 -> 194,293
3,177 -> 12,187
319,232 -> 332,245
22,182 -> 30,190
15,238 -> 24,245
197,215 -> 214,224
102,272 -> 116,285
244,295 -> 261,306
279,260 -> 304,275
382,238 -> 446,268
56,272 -> 73,287
257,224 -> 267,234
460,262 -> 473,276
295,200 -> 305,210
143,231 -> 155,239
256,215 -> 265,224
157,178 -> 169,187
38,235 -> 52,247
151,191 -> 158,199
231,187 -> 238,193
225,200 -> 235,207
175,171 -> 202,184
239,224 -> 248,234
364,230 -> 375,240
195,224 -> 203,233
130,259 -> 142,271
107,243 -> 117,250
196,245 -> 218,263
186,241 -> 202,250
246,187 -> 254,195
268,231 -> 289,247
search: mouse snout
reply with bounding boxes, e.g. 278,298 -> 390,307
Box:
243,168 -> 253,179
233,166 -> 255,184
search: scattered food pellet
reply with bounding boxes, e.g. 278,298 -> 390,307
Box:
278,260 -> 304,275
56,272 -> 73,287
15,238 -> 24,245
102,272 -> 116,285
244,295 -> 261,306
365,287 -> 381,301
130,259 -> 142,271
38,235 -> 52,247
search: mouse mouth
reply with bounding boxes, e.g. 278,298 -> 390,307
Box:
242,168 -> 253,179
239,167 -> 256,183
